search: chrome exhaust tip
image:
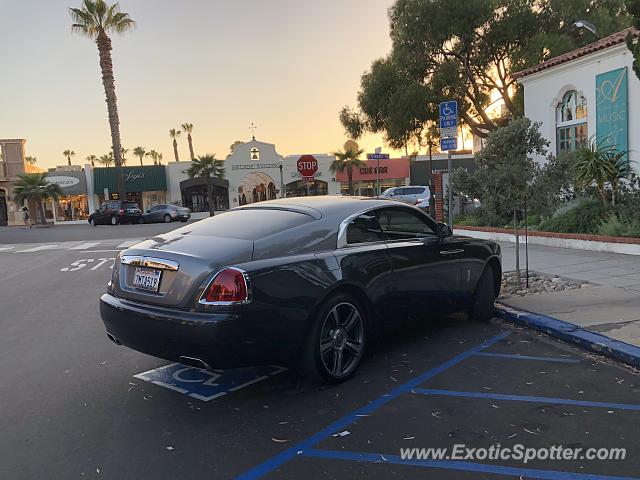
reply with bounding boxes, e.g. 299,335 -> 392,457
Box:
179,355 -> 211,370
106,332 -> 121,345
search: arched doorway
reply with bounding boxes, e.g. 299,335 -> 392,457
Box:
286,179 -> 328,198
238,172 -> 277,205
0,189 -> 8,226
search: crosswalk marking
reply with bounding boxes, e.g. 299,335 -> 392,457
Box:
16,244 -> 60,252
117,240 -> 139,248
69,242 -> 102,250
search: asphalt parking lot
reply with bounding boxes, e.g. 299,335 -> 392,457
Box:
1,232 -> 639,479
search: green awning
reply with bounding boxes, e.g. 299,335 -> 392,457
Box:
93,166 -> 167,193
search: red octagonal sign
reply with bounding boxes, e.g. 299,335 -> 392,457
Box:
297,155 -> 318,179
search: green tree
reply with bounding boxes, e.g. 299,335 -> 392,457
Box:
169,128 -> 181,161
229,140 -> 243,156
186,154 -> 225,216
133,146 -> 146,166
451,118 -> 548,285
181,123 -> 195,160
146,149 -> 158,165
627,0 -> 640,79
330,142 -> 365,195
13,173 -> 63,224
120,146 -> 128,166
86,154 -> 97,166
157,152 -> 163,165
63,149 -> 76,166
25,156 -> 38,165
70,0 -> 135,202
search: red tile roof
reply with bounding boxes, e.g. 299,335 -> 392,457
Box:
513,27 -> 638,79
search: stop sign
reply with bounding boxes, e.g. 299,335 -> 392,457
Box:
297,155 -> 318,178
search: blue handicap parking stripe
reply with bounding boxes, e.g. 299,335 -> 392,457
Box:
234,330 -> 512,480
473,352 -> 581,363
134,363 -> 286,401
411,388 -> 640,411
302,449 -> 638,480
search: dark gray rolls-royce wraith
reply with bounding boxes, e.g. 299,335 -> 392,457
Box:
100,196 -> 501,383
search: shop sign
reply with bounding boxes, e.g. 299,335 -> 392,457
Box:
596,67 -> 628,153
47,176 -> 80,188
123,170 -> 145,182
359,166 -> 388,175
232,163 -> 281,170
45,172 -> 87,195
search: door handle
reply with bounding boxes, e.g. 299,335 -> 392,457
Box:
439,249 -> 464,255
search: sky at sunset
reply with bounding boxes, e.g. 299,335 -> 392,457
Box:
1,0 -> 399,169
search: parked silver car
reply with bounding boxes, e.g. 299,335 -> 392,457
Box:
380,186 -> 430,204
142,204 -> 191,223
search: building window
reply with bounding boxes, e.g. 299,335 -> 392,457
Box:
556,90 -> 588,154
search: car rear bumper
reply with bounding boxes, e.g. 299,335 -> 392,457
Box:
99,293 -> 299,368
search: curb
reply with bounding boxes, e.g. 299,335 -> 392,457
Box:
495,303 -> 640,369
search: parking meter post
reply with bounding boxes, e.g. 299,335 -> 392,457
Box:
447,150 -> 453,228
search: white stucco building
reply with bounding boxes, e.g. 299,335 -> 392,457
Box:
224,138 -> 340,208
514,27 -> 639,166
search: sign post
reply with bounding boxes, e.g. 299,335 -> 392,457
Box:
439,100 -> 458,228
367,150 -> 390,196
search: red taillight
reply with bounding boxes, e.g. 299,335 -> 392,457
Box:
204,268 -> 249,303
119,209 -> 125,214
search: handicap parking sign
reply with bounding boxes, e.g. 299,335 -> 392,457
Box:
134,363 -> 286,401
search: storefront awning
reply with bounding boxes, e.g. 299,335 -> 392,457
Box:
93,166 -> 167,193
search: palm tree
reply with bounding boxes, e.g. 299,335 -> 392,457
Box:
181,123 -> 195,160
25,156 -> 38,165
146,149 -> 158,165
70,0 -> 135,202
86,154 -> 97,166
63,149 -> 76,166
133,146 -> 146,166
330,141 -> 365,195
169,128 -> 181,161
120,146 -> 128,166
186,154 -> 225,216
13,173 -> 63,224
157,152 -> 163,165
98,152 -> 114,167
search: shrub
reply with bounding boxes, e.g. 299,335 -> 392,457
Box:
539,198 -> 606,234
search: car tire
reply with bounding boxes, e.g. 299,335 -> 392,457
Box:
89,218 -> 96,227
110,216 -> 118,226
164,214 -> 171,223
470,265 -> 496,322
138,217 -> 144,224
299,293 -> 367,384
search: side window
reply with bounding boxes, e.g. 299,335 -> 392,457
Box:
346,213 -> 386,244
393,188 -> 405,196
107,201 -> 118,210
149,205 -> 161,212
100,203 -> 107,211
376,208 -> 437,241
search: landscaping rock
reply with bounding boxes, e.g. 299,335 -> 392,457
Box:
498,271 -> 591,299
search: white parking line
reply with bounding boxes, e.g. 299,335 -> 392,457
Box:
69,241 -> 102,250
16,244 -> 59,252
117,240 -> 139,248
0,246 -> 14,251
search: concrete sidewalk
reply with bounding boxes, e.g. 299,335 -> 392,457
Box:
497,241 -> 640,348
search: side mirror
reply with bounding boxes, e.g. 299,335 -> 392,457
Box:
436,223 -> 453,238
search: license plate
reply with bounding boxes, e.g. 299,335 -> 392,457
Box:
133,267 -> 162,291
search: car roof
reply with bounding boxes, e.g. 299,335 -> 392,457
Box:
235,196 -> 412,220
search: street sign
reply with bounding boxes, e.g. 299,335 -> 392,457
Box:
366,153 -> 390,160
440,137 -> 458,151
439,126 -> 458,139
439,101 -> 458,129
297,155 -> 318,179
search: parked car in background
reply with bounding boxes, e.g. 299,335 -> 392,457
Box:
100,196 -> 501,384
380,186 -> 430,204
414,197 -> 430,212
142,204 -> 191,224
88,200 -> 142,226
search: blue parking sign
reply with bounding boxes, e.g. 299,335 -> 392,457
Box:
439,101 -> 458,129
440,137 -> 458,152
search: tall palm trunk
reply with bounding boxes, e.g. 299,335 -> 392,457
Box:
67,156 -> 71,166
187,134 -> 194,160
96,31 -> 125,201
138,155 -> 143,166
173,139 -> 179,162
207,176 -> 215,217
347,167 -> 353,195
